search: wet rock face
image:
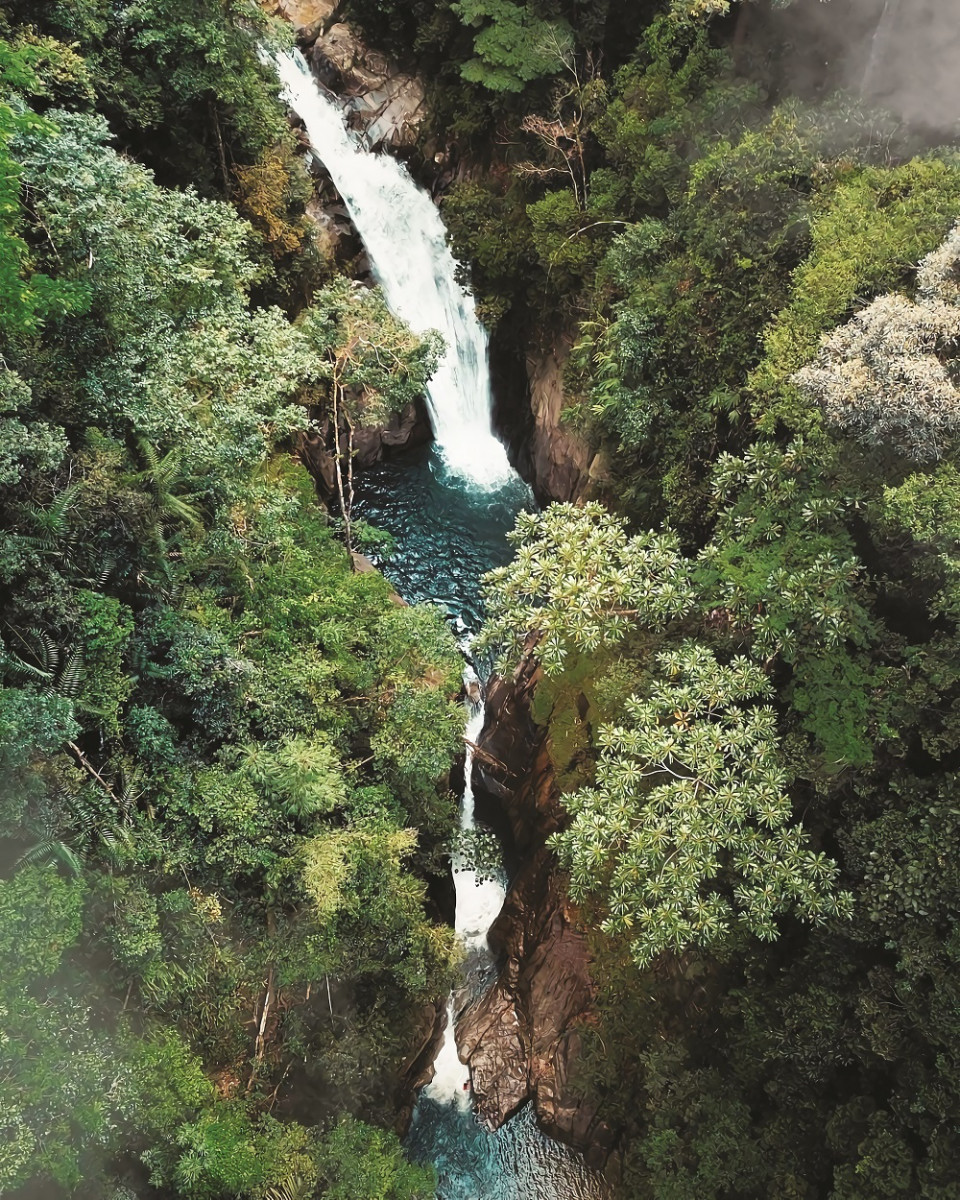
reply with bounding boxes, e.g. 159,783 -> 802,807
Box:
458,846 -> 604,1153
397,998 -> 446,1131
476,665 -> 561,849
297,398 -> 432,498
462,659 -> 615,1167
264,2 -> 426,149
307,24 -> 425,149
457,982 -> 528,1121
525,339 -> 611,505
263,0 -> 337,41
526,341 -> 591,503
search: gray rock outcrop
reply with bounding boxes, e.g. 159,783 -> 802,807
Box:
307,23 -> 425,149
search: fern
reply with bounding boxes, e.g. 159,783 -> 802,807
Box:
134,437 -> 203,533
264,1178 -> 316,1200
19,482 -> 81,551
2,651 -> 54,685
91,554 -> 116,591
57,644 -> 85,700
17,831 -> 83,877
1,627 -> 58,684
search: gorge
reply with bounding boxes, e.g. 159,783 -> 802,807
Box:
4,1 -> 960,1196
275,45 -> 607,1197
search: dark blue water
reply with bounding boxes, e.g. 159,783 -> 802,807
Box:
407,1099 -> 602,1200
351,444 -> 533,635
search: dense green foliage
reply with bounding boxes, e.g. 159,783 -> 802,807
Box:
442,1 -> 960,1196
8,0 -> 960,1197
0,7 -> 461,1197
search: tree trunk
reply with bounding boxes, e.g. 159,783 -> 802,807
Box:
330,379 -> 353,556
210,101 -> 231,197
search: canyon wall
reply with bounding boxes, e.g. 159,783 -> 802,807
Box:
460,660 -> 615,1169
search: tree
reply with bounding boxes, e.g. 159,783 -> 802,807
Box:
0,42 -> 90,341
750,156 -> 960,433
478,502 -> 695,672
314,1114 -> 436,1200
794,219 -> 960,461
0,867 -> 116,1193
669,0 -> 796,18
451,0 -> 575,93
299,281 -> 439,554
17,0 -> 292,191
299,824 -> 457,998
551,642 -> 853,968
0,22 -> 466,1199
793,293 -> 960,462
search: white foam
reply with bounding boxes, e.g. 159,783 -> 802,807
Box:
272,51 -> 516,491
424,996 -> 472,1108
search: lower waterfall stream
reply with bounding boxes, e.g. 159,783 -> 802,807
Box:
273,48 -> 606,1199
354,453 -> 605,1200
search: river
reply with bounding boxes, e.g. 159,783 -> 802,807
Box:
273,48 -> 606,1200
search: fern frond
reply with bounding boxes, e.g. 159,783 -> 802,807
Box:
93,555 -> 115,590
40,633 -> 59,675
17,837 -> 83,876
264,1177 -> 316,1200
136,436 -> 161,476
25,482 -> 81,539
2,652 -> 54,685
57,645 -> 85,700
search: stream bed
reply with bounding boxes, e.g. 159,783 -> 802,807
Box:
355,449 -> 605,1200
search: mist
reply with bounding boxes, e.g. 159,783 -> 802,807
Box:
762,0 -> 960,136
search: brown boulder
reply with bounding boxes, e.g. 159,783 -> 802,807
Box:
308,24 -> 425,148
297,401 -> 432,498
525,336 -> 614,504
262,0 -> 337,40
457,845 -> 610,1157
457,654 -> 614,1162
457,983 -> 528,1125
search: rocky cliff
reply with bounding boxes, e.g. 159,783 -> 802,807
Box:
297,398 -> 433,500
525,337 -> 610,505
263,0 -> 425,149
307,24 -> 425,149
459,659 -> 614,1168
525,340 -> 592,503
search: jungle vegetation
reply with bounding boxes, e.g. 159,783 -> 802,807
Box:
3,0 -> 960,1198
446,2 -> 960,1195
0,3 -> 459,1196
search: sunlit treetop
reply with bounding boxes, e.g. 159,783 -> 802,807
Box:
551,642 -> 854,969
477,501 -> 695,673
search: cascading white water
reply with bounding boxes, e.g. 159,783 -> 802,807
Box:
425,669 -> 506,1110
273,49 -> 516,489
273,42 -> 517,1106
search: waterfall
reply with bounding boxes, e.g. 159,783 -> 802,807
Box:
271,49 -> 604,1197
273,49 -> 516,490
271,46 -> 516,1110
861,0 -> 901,101
425,667 -> 505,1109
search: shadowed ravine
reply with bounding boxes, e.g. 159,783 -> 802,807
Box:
273,48 -> 605,1200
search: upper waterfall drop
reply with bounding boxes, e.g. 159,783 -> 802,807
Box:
273,49 -> 517,491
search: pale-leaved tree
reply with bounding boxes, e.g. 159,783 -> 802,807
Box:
794,220 -> 960,462
551,642 -> 853,969
477,501 -> 695,673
